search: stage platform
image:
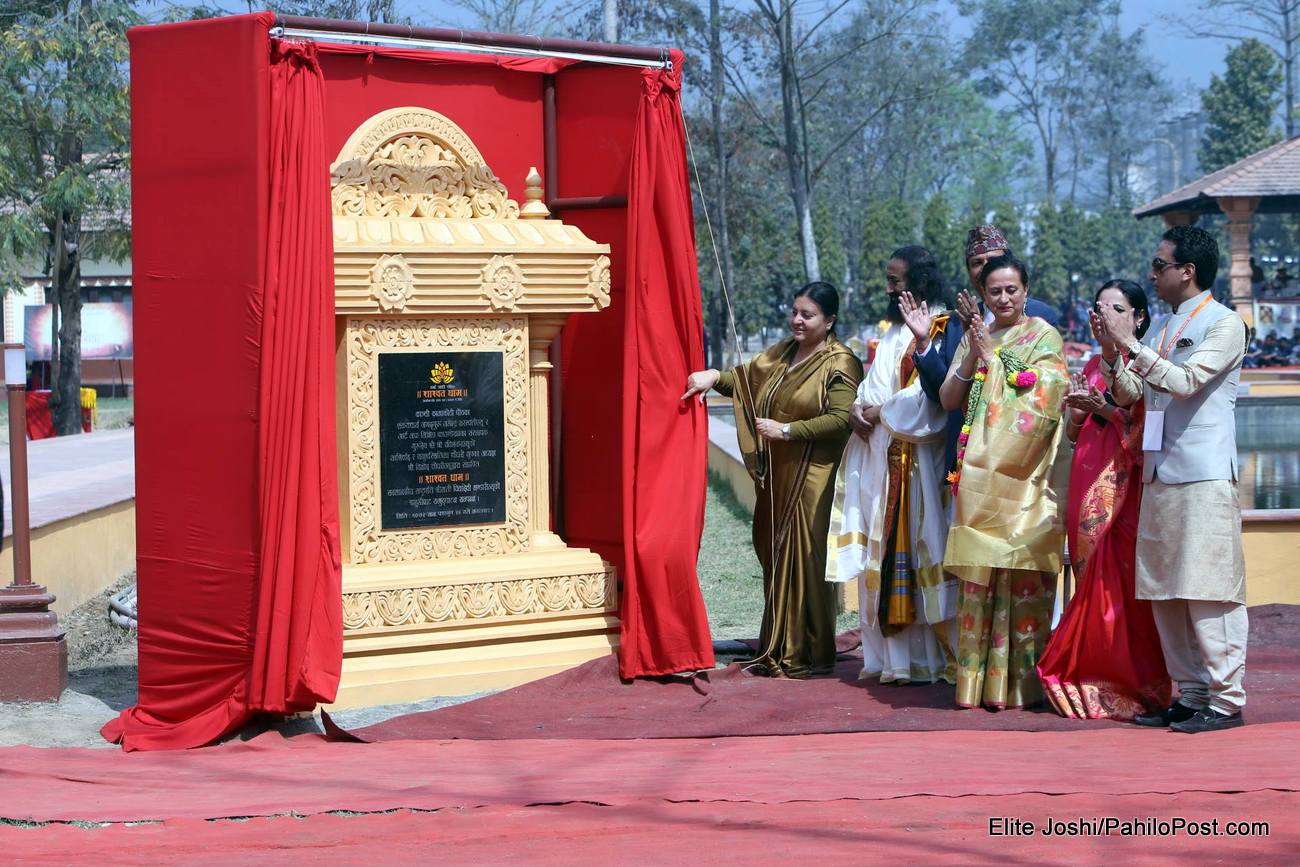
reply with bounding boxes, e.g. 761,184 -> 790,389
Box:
0,428 -> 135,614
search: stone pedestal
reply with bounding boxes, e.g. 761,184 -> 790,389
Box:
0,584 -> 67,702
326,107 -> 618,708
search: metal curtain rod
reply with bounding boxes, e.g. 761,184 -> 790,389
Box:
272,15 -> 672,69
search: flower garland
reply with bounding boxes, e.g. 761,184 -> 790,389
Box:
946,346 -> 1039,496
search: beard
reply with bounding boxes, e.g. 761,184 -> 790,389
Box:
885,293 -> 904,323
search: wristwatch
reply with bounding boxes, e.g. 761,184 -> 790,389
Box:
781,423 -> 791,440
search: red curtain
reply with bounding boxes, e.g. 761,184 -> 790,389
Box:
618,55 -> 714,677
247,39 -> 342,714
103,21 -> 341,749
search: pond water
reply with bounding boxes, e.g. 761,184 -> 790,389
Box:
1238,403 -> 1300,510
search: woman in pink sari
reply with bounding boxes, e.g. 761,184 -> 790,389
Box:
1038,280 -> 1170,719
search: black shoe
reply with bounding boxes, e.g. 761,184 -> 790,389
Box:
1171,709 -> 1245,734
1134,701 -> 1199,727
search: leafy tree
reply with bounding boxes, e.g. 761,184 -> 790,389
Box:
0,0 -> 137,434
963,0 -> 1109,203
1199,38 -> 1283,173
921,191 -> 965,299
1083,20 -> 1167,205
1186,0 -> 1300,139
991,201 -> 1026,260
858,197 -> 918,324
1030,202 -> 1068,306
813,199 -> 847,293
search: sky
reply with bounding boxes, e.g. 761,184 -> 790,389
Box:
1121,0 -> 1234,103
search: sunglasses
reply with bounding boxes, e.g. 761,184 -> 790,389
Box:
1152,257 -> 1187,272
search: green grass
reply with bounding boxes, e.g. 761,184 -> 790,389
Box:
697,470 -> 857,641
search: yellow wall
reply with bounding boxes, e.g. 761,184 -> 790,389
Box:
1243,513 -> 1300,606
0,500 -> 135,616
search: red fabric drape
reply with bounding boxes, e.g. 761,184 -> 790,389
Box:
314,41 -> 580,74
24,392 -> 55,440
248,39 -> 342,714
618,55 -> 714,677
103,18 -> 341,749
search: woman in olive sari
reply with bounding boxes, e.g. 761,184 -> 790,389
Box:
939,255 -> 1069,709
684,282 -> 863,677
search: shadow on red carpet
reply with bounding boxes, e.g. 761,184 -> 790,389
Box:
325,604 -> 1300,743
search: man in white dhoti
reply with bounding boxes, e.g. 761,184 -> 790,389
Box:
829,246 -> 956,683
1096,225 -> 1248,733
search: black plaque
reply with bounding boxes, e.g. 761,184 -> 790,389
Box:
378,351 -> 506,531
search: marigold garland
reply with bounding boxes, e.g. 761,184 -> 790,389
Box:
947,346 -> 1038,496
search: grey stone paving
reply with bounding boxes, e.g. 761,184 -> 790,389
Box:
0,428 -> 135,535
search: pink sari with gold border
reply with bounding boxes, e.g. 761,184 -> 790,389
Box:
1037,355 -> 1171,719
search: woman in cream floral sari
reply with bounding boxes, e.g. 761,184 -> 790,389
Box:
939,254 -> 1069,709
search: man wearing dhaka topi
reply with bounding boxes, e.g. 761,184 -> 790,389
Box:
1094,225 -> 1248,734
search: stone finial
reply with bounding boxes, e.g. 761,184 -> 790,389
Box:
520,166 -> 551,219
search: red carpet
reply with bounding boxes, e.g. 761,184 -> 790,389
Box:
2,723 -> 1298,824
1,607 -> 1294,860
4,792 -> 1296,863
328,604 -> 1300,743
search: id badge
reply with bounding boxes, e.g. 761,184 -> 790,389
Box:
1143,410 -> 1165,452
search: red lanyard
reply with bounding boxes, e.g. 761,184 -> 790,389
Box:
1155,293 -> 1213,359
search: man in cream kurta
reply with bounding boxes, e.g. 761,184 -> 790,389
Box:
829,319 -> 955,683
1098,225 -> 1248,734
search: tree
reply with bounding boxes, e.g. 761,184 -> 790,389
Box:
268,0 -> 400,21
858,197 -> 917,324
705,0 -> 737,368
1200,38 -> 1284,173
1083,19 -> 1167,205
732,0 -> 930,282
1186,0 -> 1300,139
991,201 -> 1026,258
0,0 -> 136,434
963,0 -> 1109,204
1030,202 -> 1067,306
921,191 -> 965,297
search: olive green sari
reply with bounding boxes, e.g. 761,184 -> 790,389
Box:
717,337 -> 862,677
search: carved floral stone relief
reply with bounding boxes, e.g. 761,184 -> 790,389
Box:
342,571 -> 616,631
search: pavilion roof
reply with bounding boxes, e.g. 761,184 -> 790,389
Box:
1135,136 -> 1300,218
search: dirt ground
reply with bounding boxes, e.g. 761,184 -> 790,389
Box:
0,573 -> 138,748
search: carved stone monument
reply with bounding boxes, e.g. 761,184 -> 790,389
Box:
330,107 -> 617,706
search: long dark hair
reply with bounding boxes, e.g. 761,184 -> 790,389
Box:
793,281 -> 840,331
1096,279 -> 1151,339
890,245 -> 945,305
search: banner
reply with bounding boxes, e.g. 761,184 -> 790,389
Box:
25,302 -> 133,360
